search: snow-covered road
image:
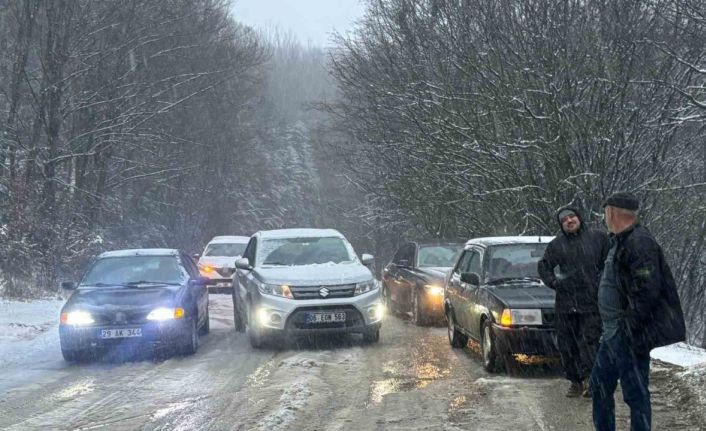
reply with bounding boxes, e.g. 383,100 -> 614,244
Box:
1,295 -> 704,430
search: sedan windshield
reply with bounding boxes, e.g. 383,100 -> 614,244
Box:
485,243 -> 548,283
81,256 -> 187,286
204,243 -> 247,257
258,237 -> 355,266
417,244 -> 462,267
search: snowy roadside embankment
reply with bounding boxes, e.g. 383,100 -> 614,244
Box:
0,298 -> 65,390
651,342 -> 706,425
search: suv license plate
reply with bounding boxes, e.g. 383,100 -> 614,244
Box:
305,312 -> 346,324
100,328 -> 142,339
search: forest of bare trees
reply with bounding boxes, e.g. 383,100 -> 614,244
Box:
1,0 -> 704,345
326,0 -> 706,345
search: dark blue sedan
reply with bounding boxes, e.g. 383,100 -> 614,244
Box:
59,249 -> 210,361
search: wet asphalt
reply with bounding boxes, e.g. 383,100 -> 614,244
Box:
0,295 -> 700,430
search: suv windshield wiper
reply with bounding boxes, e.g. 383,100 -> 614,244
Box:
487,276 -> 541,285
262,262 -> 289,266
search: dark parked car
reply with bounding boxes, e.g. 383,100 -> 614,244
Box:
59,249 -> 210,361
444,236 -> 558,372
382,242 -> 463,325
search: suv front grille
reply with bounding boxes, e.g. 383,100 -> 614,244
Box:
290,284 -> 356,300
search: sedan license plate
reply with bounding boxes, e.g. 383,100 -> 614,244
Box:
305,312 -> 346,324
100,328 -> 142,339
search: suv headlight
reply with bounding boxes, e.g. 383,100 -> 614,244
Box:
354,279 -> 379,296
257,282 -> 294,299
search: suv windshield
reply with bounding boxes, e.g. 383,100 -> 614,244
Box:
485,243 -> 548,283
81,256 -> 187,286
258,237 -> 355,266
417,244 -> 462,267
204,243 -> 247,257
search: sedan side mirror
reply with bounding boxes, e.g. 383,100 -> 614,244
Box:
361,253 -> 374,266
235,257 -> 252,270
60,281 -> 77,290
460,272 -> 480,286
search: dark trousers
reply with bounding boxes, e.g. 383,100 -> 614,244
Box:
556,312 -> 602,382
590,330 -> 651,431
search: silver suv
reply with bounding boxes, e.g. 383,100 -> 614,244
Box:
232,229 -> 383,348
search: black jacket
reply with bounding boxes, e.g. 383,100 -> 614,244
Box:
538,207 -> 610,313
613,223 -> 686,353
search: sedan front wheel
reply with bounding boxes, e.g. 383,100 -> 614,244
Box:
481,320 -> 502,372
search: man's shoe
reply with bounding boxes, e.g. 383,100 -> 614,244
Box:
582,380 -> 592,398
566,381 -> 583,398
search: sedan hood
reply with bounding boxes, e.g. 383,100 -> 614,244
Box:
417,267 -> 451,283
66,286 -> 179,312
254,263 -> 373,286
488,284 -> 556,309
198,256 -> 238,268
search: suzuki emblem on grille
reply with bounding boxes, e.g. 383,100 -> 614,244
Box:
319,287 -> 330,298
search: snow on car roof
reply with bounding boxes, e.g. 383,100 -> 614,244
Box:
465,236 -> 555,246
98,248 -> 180,258
209,235 -> 250,244
256,228 -> 345,240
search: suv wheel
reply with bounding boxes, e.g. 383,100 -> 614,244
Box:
481,320 -> 501,372
247,305 -> 264,348
412,289 -> 425,326
363,327 -> 380,343
447,310 -> 468,348
232,291 -> 245,332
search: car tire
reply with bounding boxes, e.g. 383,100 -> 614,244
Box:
481,319 -> 502,372
363,327 -> 380,343
232,291 -> 246,332
412,289 -> 426,326
247,305 -> 264,349
383,285 -> 395,314
200,308 -> 210,335
447,310 -> 468,348
182,317 -> 199,355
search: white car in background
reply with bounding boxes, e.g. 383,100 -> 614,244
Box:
196,235 -> 250,292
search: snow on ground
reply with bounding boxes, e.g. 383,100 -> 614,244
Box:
0,299 -> 64,366
651,342 -> 706,368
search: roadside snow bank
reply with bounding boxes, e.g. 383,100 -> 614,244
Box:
651,342 -> 706,368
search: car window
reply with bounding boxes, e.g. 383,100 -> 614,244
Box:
485,243 -> 548,282
453,250 -> 472,274
466,249 -> 482,274
401,244 -> 415,265
203,242 -> 247,257
257,236 -> 356,266
392,246 -> 405,264
180,253 -> 199,277
417,245 -> 463,267
81,256 -> 188,286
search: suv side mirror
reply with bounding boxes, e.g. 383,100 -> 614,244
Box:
61,281 -> 77,290
361,253 -> 374,266
235,257 -> 251,270
460,272 -> 480,286
397,259 -> 410,268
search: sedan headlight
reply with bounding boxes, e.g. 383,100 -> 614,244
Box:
500,308 -> 543,326
423,284 -> 444,296
257,282 -> 294,299
60,310 -> 95,326
354,279 -> 379,296
147,307 -> 185,321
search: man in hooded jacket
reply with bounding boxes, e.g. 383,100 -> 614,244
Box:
538,206 -> 609,397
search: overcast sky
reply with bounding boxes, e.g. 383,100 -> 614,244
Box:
231,0 -> 367,47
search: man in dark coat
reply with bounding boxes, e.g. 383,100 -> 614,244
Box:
591,192 -> 686,431
538,206 -> 609,397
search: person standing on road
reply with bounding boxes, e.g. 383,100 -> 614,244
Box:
538,206 -> 609,397
591,192 -> 686,431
